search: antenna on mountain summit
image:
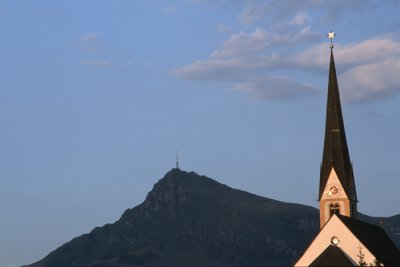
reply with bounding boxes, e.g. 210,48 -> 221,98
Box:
176,151 -> 180,169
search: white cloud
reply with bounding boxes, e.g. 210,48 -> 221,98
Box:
170,26 -> 321,101
233,76 -> 319,101
215,24 -> 231,33
236,0 -> 370,26
170,27 -> 315,100
81,60 -> 132,69
340,58 -> 400,102
269,26 -> 321,47
171,31 -> 400,102
81,33 -> 99,42
163,5 -> 179,14
79,33 -> 132,70
291,38 -> 400,102
237,5 -> 264,25
80,33 -> 100,54
293,38 -> 400,73
81,60 -> 114,68
170,26 -> 324,80
237,1 -> 311,25
207,26 -> 320,62
170,54 -> 284,81
289,13 -> 311,25
336,38 -> 400,67
172,1 -> 400,102
298,26 -> 320,41
210,28 -> 268,59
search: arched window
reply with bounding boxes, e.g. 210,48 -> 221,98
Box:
329,203 -> 340,217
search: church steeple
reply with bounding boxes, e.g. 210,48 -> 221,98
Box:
319,32 -> 357,228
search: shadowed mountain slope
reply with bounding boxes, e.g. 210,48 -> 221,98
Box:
25,169 -> 399,267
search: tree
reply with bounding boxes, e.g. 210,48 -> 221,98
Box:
370,258 -> 383,267
356,245 -> 383,266
357,245 -> 367,267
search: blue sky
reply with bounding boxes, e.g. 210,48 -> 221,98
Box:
1,1 -> 400,266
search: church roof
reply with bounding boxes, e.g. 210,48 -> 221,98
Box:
309,244 -> 355,266
338,215 -> 400,266
319,49 -> 356,200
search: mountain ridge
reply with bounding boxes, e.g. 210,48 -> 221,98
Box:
24,169 -> 399,267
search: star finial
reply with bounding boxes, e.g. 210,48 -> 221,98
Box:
327,30 -> 336,49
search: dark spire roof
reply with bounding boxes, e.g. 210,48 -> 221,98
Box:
319,49 -> 356,200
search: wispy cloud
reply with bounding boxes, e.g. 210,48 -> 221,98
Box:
292,37 -> 400,102
233,76 -> 319,101
170,26 -> 323,100
289,13 -> 311,26
267,26 -> 321,47
170,0 -> 400,103
215,24 -> 232,33
340,58 -> 400,102
211,28 -> 268,59
79,33 -> 132,70
171,29 -> 400,102
80,33 -> 100,54
163,5 -> 179,14
237,0 -> 370,26
81,60 -> 132,69
81,60 -> 114,69
294,38 -> 400,73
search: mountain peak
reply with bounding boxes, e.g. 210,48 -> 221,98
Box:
25,169 -> 400,267
141,169 -> 193,218
25,170 -> 323,267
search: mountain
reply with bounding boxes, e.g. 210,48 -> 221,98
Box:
24,169 -> 399,267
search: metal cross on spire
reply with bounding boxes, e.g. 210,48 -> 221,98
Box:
327,30 -> 336,49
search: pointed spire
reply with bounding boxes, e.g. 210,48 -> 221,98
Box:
319,40 -> 356,201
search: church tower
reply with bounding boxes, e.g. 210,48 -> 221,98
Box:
319,33 -> 357,228
295,32 -> 400,267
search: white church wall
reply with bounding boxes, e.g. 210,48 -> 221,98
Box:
295,215 -> 376,266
